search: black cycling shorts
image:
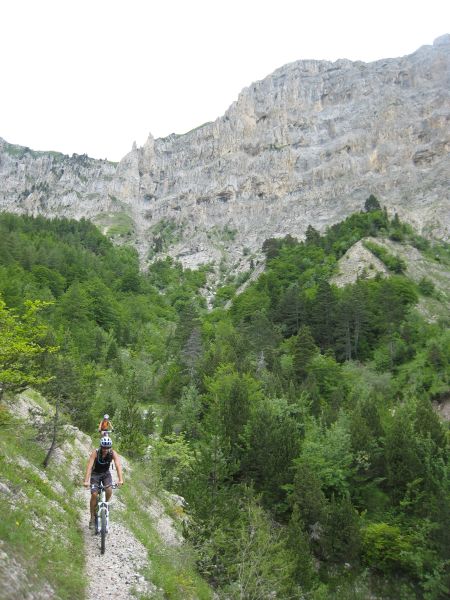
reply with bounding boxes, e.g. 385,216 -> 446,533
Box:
90,471 -> 112,492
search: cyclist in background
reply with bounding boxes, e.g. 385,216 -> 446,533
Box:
83,436 -> 123,528
98,413 -> 113,435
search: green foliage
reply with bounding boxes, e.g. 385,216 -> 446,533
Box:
176,385 -> 202,439
0,297 -> 57,397
151,433 -> 195,492
364,240 -> 407,273
299,414 -> 355,497
0,407 -> 85,599
384,406 -> 423,504
203,365 -> 262,464
206,223 -> 237,243
221,496 -> 298,599
212,284 -> 235,307
241,396 -> 302,510
362,522 -> 414,574
149,218 -> 183,256
1,208 -> 449,598
325,495 -> 361,564
292,324 -> 318,382
418,277 -> 435,296
119,458 -> 214,599
364,194 -> 381,212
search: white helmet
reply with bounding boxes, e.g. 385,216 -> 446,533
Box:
100,436 -> 112,448
103,414 -> 109,420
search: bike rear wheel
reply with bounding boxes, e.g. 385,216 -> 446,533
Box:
100,510 -> 107,554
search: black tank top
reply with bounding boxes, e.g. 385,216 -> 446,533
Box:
93,448 -> 113,473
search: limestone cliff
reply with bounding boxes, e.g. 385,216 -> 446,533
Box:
0,35 -> 449,272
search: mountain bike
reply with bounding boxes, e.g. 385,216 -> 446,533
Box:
92,481 -> 118,554
100,429 -> 113,438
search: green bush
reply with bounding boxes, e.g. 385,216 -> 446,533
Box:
418,277 -> 435,296
362,522 -> 413,574
364,241 -> 407,273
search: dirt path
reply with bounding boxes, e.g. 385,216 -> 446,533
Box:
79,478 -> 154,600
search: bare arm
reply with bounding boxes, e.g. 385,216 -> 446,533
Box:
112,450 -> 124,485
84,450 -> 96,486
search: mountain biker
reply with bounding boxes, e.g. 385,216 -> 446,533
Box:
83,436 -> 123,528
98,413 -> 113,434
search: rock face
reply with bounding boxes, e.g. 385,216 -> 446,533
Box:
0,145 -> 117,219
0,35 -> 449,271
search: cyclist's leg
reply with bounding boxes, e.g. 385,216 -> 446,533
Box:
90,473 -> 101,520
90,490 -> 98,518
102,471 -> 113,501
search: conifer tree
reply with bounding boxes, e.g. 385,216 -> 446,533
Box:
292,325 -> 318,382
310,279 -> 336,350
364,194 -> 381,212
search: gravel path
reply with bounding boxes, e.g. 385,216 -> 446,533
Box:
80,483 -> 155,600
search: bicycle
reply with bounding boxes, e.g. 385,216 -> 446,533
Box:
100,429 -> 113,438
91,481 -> 119,554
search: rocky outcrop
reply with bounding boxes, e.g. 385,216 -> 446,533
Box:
0,143 -> 116,219
0,35 -> 449,271
330,239 -> 389,287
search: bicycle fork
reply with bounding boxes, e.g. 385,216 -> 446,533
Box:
96,501 -> 109,533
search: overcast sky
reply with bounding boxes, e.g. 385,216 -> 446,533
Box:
0,0 -> 448,161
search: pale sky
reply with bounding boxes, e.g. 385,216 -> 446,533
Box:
0,0 -> 448,161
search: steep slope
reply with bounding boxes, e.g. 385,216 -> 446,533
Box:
0,392 -> 212,600
331,236 -> 450,322
0,35 -> 449,273
0,142 -> 117,219
0,391 -> 89,599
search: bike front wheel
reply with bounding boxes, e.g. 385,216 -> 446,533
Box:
100,510 -> 107,554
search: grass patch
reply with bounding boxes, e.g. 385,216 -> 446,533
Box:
2,141 -> 66,161
206,224 -> 237,243
94,211 -> 135,237
0,409 -> 86,599
180,122 -> 213,136
149,219 -> 184,258
363,240 -> 406,273
119,463 -> 212,600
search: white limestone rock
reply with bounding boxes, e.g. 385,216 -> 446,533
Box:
0,37 -> 449,273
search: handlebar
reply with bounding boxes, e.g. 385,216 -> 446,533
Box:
89,482 -> 120,491
83,482 -> 122,489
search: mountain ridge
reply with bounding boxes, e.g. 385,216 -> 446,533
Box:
0,35 -> 449,276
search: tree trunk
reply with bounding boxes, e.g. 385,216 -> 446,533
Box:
345,322 -> 352,361
43,403 -> 59,468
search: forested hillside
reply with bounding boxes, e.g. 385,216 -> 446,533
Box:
0,204 -> 449,599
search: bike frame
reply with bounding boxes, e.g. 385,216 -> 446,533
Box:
91,480 -> 118,554
95,481 -> 110,534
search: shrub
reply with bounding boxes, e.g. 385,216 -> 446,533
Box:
364,241 -> 407,273
418,277 -> 435,296
362,522 -> 413,574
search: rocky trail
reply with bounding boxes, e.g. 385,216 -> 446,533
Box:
79,471 -> 155,600
81,496 -> 153,599
7,392 -> 155,599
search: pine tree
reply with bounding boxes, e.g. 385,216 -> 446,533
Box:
292,325 -> 318,382
384,407 -> 423,504
180,325 -> 203,379
310,279 -> 336,350
364,194 -> 381,212
274,283 -> 304,336
305,224 -> 322,246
